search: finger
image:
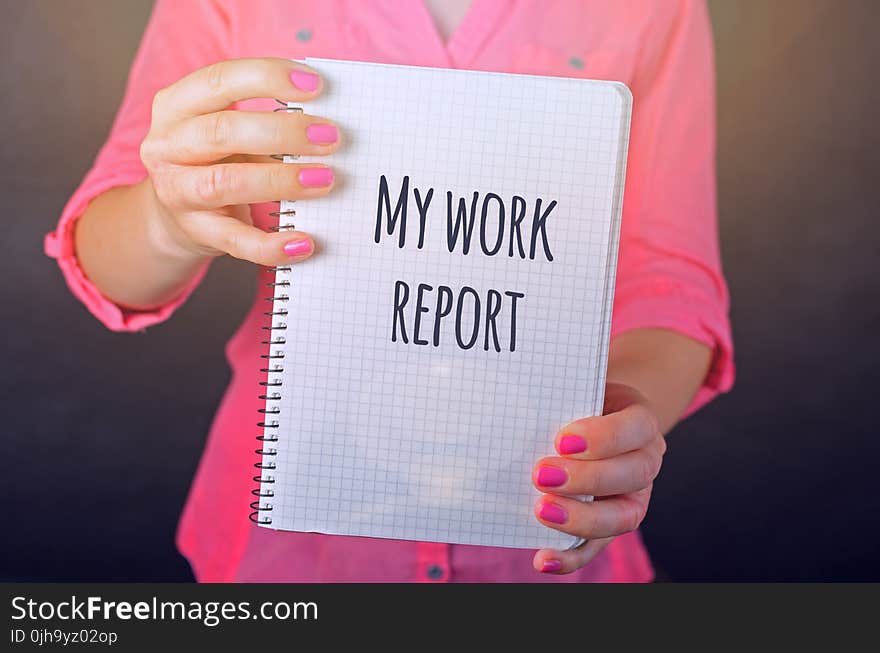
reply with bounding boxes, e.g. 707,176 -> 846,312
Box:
533,537 -> 615,574
533,440 -> 664,496
153,58 -> 322,123
533,489 -> 651,540
554,400 -> 660,461
164,111 -> 340,164
188,214 -> 317,266
166,163 -> 334,210
222,154 -> 279,165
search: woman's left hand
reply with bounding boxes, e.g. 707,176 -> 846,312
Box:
531,382 -> 666,574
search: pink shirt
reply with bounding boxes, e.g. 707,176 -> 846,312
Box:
45,0 -> 734,582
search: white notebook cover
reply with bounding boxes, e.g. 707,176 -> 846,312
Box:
256,59 -> 631,550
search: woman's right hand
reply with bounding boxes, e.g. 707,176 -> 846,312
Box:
139,58 -> 340,267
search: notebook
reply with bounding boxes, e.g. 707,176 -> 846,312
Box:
251,58 -> 632,550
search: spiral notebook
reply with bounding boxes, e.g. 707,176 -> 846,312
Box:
252,59 -> 631,550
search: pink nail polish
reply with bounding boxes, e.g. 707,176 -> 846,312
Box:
290,70 -> 319,92
538,501 -> 567,524
541,560 -> 562,573
536,466 -> 567,488
283,239 -> 312,257
559,435 -> 587,455
306,124 -> 338,144
298,167 -> 334,188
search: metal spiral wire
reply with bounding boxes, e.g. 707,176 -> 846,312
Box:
249,100 -> 302,525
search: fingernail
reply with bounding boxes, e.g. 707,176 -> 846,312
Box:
541,560 -> 562,573
538,501 -> 567,524
298,167 -> 334,187
536,466 -> 567,488
290,70 -> 319,92
306,124 -> 338,144
559,435 -> 587,455
283,239 -> 313,257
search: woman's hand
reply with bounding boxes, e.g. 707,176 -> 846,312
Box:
531,382 -> 666,574
138,57 -> 339,267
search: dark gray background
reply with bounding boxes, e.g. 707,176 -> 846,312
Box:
1,0 -> 878,581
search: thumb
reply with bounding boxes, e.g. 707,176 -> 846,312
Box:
200,216 -> 316,266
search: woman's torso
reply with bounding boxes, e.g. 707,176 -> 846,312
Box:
176,0 -> 656,582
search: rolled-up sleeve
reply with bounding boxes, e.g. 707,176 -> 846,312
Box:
612,0 -> 734,413
44,0 -> 229,332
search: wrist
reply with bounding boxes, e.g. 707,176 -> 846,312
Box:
140,179 -> 213,268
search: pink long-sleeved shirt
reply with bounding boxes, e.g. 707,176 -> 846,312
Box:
45,0 -> 734,582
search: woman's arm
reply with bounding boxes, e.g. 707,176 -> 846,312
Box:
74,180 -> 207,311
606,327 -> 712,434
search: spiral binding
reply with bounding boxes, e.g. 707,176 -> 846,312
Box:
249,101 -> 303,525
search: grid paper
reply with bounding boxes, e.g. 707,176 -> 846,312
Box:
258,59 -> 632,549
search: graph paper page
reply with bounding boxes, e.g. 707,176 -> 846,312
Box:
259,59 -> 631,549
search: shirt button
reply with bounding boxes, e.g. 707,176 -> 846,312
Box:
426,565 -> 445,580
